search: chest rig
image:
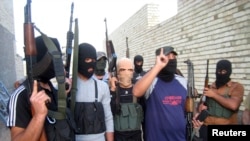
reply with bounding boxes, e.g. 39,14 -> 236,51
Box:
113,86 -> 143,131
74,80 -> 106,134
207,87 -> 234,118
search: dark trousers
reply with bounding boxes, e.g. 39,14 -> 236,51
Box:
199,125 -> 207,141
114,130 -> 142,141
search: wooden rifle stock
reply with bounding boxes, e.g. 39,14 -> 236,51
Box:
24,1 -> 46,140
24,0 -> 36,92
184,59 -> 195,141
65,2 -> 74,78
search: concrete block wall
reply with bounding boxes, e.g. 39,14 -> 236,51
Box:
108,0 -> 250,109
0,0 -> 15,140
109,4 -> 161,59
0,0 -> 17,93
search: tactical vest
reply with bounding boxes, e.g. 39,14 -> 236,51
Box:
74,80 -> 106,134
113,86 -> 143,131
207,87 -> 234,118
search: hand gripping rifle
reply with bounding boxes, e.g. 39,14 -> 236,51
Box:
24,0 -> 47,140
184,59 -> 196,141
196,60 -> 209,113
65,2 -> 74,78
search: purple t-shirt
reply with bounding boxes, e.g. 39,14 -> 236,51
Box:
145,76 -> 187,141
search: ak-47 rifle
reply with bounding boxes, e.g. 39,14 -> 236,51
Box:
126,37 -> 129,58
24,0 -> 36,93
201,59 -> 209,102
65,2 -> 74,78
104,18 -> 121,114
104,18 -> 117,77
194,60 -> 210,130
184,59 -> 196,141
196,59 -> 209,113
24,0 -> 47,140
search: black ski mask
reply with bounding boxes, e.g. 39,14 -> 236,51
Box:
33,36 -> 61,83
95,51 -> 107,76
134,55 -> 144,73
156,46 -> 178,82
158,59 -> 177,82
95,59 -> 106,76
78,43 -> 97,78
215,60 -> 232,89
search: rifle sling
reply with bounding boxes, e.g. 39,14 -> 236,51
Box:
40,33 -> 67,118
32,53 -> 52,77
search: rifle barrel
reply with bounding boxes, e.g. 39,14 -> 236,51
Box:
65,2 -> 74,78
201,59 -> 209,102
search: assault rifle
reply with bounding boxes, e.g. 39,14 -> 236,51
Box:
184,59 -> 196,141
104,18 -> 121,114
126,37 -> 129,58
24,0 -> 36,93
24,1 -> 47,140
201,59 -> 209,102
65,2 -> 74,78
104,18 -> 117,76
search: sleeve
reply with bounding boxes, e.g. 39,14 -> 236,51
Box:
145,78 -> 157,99
7,86 -> 32,128
100,82 -> 114,132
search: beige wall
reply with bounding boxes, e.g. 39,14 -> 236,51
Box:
107,0 -> 250,109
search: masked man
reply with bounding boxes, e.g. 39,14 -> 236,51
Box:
132,55 -> 147,84
7,36 -> 73,141
193,59 -> 244,141
133,46 -> 187,141
74,43 -> 114,141
110,57 -> 143,141
92,51 -> 109,83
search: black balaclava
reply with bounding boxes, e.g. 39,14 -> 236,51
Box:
95,58 -> 107,76
215,60 -> 232,89
134,55 -> 144,73
95,59 -> 106,76
78,43 -> 97,78
156,46 -> 177,82
157,59 -> 177,82
35,36 -> 61,83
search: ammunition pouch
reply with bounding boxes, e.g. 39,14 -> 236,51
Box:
45,108 -> 76,141
74,102 -> 106,134
207,96 -> 234,118
114,103 -> 143,131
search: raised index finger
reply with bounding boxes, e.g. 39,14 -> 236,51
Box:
160,48 -> 164,56
32,80 -> 38,94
